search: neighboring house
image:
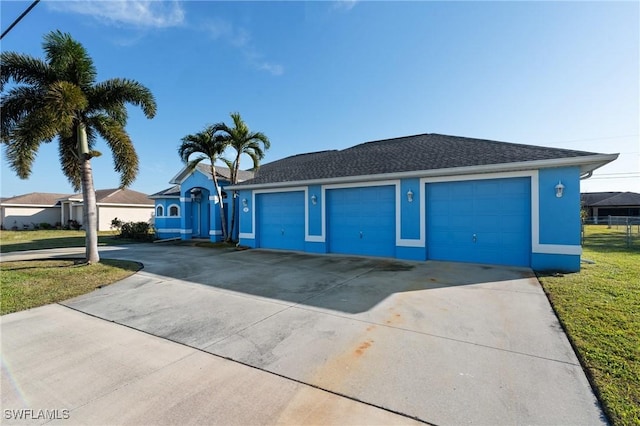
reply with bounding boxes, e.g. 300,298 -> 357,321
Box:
59,188 -> 154,231
149,163 -> 254,241
229,133 -> 618,272
581,192 -> 640,222
0,188 -> 154,231
1,192 -> 69,230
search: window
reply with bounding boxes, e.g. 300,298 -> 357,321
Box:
156,205 -> 164,217
169,204 -> 180,217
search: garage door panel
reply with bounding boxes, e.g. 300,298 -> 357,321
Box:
257,192 -> 305,251
328,185 -> 395,257
427,178 -> 531,267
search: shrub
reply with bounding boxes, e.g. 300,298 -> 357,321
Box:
110,217 -> 123,231
39,222 -> 53,230
31,223 -> 40,230
67,220 -> 82,230
119,221 -> 155,241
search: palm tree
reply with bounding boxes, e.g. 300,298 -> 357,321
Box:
1,30 -> 156,263
214,112 -> 270,242
178,126 -> 229,241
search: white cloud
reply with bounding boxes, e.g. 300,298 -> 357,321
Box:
258,62 -> 284,77
202,18 -> 284,76
332,0 -> 358,12
47,0 -> 185,28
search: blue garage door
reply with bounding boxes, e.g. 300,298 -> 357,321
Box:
327,185 -> 396,257
257,191 -> 305,251
426,178 -> 531,267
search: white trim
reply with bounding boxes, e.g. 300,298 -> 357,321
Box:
156,228 -> 182,233
180,197 -> 191,202
180,229 -> 192,235
422,170 -> 537,184
209,230 -> 222,236
533,244 -> 582,255
148,195 -> 180,200
96,203 -> 153,207
0,203 -> 60,208
169,165 -> 212,185
227,154 -> 619,190
156,205 -> 165,217
397,183 -> 426,247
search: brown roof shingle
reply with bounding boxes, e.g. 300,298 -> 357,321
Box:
0,192 -> 71,206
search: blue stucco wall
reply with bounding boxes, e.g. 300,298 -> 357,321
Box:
236,167 -> 584,271
532,253 -> 581,272
532,166 -> 582,272
153,199 -> 181,239
400,178 -> 421,240
538,167 -> 581,246
308,185 -> 323,237
238,190 -> 256,247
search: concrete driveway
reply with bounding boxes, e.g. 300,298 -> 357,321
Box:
1,244 -> 605,425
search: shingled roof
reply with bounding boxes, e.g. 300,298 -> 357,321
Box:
234,133 -> 615,187
149,185 -> 181,199
0,192 -> 70,206
63,188 -> 153,205
582,192 -> 640,207
170,164 -> 255,185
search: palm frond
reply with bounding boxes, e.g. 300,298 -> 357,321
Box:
43,30 -> 97,88
0,52 -> 54,91
90,114 -> 139,187
58,133 -> 82,191
1,86 -> 45,142
44,81 -> 87,129
3,133 -> 44,179
178,127 -> 227,164
185,156 -> 207,173
89,78 -> 157,119
11,107 -> 60,148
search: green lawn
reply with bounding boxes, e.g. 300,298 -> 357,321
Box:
0,259 -> 141,315
538,225 -> 639,426
0,229 -> 141,253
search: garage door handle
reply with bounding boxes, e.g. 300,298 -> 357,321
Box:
281,228 -> 285,235
472,233 -> 477,243
360,231 -> 363,239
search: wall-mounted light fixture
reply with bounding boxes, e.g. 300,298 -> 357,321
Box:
242,198 -> 248,208
311,194 -> 317,205
555,181 -> 565,198
407,189 -> 414,203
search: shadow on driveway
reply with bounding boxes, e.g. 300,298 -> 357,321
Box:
84,245 -> 536,314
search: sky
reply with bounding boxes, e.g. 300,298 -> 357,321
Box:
1,0 -> 638,198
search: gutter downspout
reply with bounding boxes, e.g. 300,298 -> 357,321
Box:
580,171 -> 593,180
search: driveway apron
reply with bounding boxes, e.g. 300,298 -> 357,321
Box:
8,244 -> 605,425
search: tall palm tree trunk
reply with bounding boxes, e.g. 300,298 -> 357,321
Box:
228,155 -> 241,242
210,165 -> 228,241
78,123 -> 100,263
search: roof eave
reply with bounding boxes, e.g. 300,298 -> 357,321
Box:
96,202 -> 154,207
148,195 -> 181,200
0,203 -> 59,207
226,153 -> 619,191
